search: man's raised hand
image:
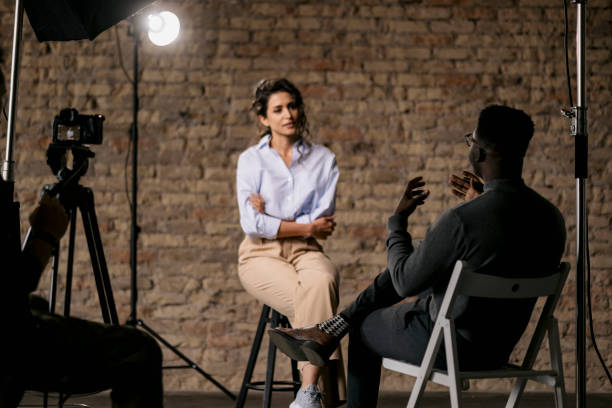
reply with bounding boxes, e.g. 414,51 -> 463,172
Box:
449,170 -> 483,201
393,176 -> 430,218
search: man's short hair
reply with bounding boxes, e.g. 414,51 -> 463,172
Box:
476,105 -> 534,158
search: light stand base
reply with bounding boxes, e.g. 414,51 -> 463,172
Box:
127,318 -> 236,400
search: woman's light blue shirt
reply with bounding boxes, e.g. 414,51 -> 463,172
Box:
236,134 -> 339,239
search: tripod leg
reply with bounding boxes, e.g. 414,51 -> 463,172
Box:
49,245 -> 60,314
78,188 -> 119,325
63,208 -> 77,317
135,319 -> 236,400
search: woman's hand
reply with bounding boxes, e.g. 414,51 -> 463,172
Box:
448,170 -> 484,201
248,193 -> 266,214
309,215 -> 336,239
393,176 -> 430,218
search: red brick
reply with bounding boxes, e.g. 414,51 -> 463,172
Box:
6,0 -> 612,394
347,225 -> 386,239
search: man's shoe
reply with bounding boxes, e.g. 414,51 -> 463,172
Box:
289,384 -> 322,408
268,326 -> 307,361
268,325 -> 338,367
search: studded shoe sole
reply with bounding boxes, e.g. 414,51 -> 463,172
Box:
268,329 -> 308,361
300,340 -> 334,367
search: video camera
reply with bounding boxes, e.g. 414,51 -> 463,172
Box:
53,108 -> 104,145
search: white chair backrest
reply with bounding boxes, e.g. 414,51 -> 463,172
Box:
440,260 -> 569,321
455,268 -> 563,299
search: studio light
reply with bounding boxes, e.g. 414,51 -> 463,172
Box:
147,11 -> 180,46
123,7 -> 232,399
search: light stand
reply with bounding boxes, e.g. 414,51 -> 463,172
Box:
1,0 -> 23,254
2,0 -> 23,185
564,1 -> 588,407
124,17 -> 235,400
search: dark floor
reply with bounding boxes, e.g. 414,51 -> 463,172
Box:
20,390 -> 612,408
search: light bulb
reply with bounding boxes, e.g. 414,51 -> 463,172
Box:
147,11 -> 180,46
147,14 -> 164,33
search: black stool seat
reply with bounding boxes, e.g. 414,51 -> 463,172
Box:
235,305 -> 301,408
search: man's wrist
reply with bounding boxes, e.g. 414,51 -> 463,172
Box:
387,214 -> 408,232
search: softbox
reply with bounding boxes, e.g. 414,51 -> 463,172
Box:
24,0 -> 154,41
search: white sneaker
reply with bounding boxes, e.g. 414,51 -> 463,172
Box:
289,384 -> 322,408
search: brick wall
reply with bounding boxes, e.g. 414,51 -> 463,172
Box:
1,0 -> 610,393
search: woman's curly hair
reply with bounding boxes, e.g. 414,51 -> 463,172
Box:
251,78 -> 310,140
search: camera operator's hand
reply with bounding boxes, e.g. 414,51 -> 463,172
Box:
29,193 -> 69,243
22,193 -> 69,292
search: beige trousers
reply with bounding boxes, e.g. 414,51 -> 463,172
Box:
238,236 -> 346,405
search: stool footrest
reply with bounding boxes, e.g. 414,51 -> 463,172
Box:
246,380 -> 300,392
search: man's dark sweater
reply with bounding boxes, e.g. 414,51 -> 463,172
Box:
342,178 -> 566,369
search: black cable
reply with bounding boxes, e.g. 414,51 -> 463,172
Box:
115,25 -> 135,211
562,0 -> 612,386
115,26 -> 134,84
0,103 -> 7,140
115,25 -> 144,83
563,0 -> 574,107
1,105 -> 6,138
586,221 -> 612,384
115,24 -> 144,214
124,132 -> 133,211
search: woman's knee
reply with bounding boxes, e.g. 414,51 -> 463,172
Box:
300,267 -> 339,294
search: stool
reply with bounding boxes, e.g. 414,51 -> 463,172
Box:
235,305 -> 301,408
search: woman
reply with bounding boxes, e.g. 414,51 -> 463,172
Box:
236,78 -> 345,408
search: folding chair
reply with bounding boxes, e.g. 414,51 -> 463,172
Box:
383,260 -> 570,408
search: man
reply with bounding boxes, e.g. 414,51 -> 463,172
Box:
0,184 -> 163,406
269,105 -> 566,407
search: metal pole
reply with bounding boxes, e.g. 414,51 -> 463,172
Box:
574,1 -> 588,407
129,21 -> 140,323
2,0 -> 24,184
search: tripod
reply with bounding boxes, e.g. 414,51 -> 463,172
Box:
45,178 -> 118,325
31,165 -> 119,408
124,18 -> 235,400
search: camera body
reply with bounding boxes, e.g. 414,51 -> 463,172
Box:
52,108 -> 104,145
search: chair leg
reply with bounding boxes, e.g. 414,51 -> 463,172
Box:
235,305 -> 270,408
407,365 -> 430,408
506,318 -> 555,408
443,322 -> 462,408
407,323 -> 445,408
505,377 -> 527,408
281,314 -> 301,397
549,319 -> 567,408
263,309 -> 281,408
291,359 -> 300,397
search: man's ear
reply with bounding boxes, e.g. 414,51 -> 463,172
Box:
258,115 -> 269,128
